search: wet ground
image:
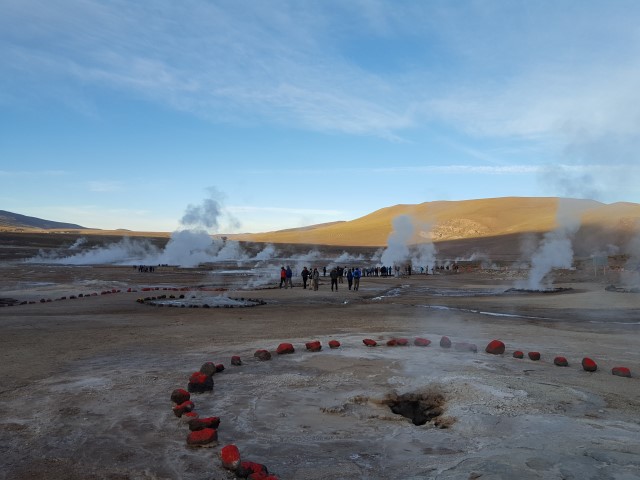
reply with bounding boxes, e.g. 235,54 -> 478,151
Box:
1,261 -> 639,479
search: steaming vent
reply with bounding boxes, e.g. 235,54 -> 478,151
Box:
381,388 -> 453,428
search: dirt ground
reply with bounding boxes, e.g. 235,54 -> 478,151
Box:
0,258 -> 639,479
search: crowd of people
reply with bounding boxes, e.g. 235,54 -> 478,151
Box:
278,262 -> 463,290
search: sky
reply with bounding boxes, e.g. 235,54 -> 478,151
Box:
1,0 -> 640,233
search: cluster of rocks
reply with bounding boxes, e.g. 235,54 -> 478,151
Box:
170,354 -> 282,477
220,444 -> 279,479
484,339 -> 632,377
361,336 -> 478,353
253,339 -> 342,362
8,289 -> 129,307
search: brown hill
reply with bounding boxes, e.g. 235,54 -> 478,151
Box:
227,197 -> 640,249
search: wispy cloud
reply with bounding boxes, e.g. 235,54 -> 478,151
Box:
2,0 -> 640,148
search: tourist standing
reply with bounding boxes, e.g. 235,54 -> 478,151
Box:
353,267 -> 361,291
330,267 -> 339,291
280,267 -> 286,288
301,267 -> 309,289
285,265 -> 293,288
312,268 -> 320,290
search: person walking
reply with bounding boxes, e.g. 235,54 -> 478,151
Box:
347,268 -> 354,290
353,267 -> 361,291
312,268 -> 320,291
301,267 -> 309,289
329,267 -> 338,291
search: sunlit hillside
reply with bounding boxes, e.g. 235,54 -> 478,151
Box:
227,197 -> 640,247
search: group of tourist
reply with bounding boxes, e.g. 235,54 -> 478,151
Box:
278,265 -> 361,291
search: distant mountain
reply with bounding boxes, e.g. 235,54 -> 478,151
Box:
227,197 -> 640,249
0,210 -> 87,230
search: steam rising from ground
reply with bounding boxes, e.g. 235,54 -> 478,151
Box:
516,200 -> 583,290
380,215 -> 437,271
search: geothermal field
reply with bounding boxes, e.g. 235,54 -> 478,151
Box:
1,231 -> 639,480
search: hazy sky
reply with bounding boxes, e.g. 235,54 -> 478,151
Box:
2,1 -> 639,232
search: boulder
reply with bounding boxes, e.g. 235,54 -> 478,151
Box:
386,339 -> 397,347
305,341 -> 322,352
220,444 -> 242,471
188,416 -> 220,431
328,340 -> 341,349
363,339 -> 377,347
396,338 -> 409,346
414,337 -> 431,347
440,336 -> 452,348
485,340 -> 505,355
513,351 -> 524,359
276,343 -> 295,355
186,428 -> 218,447
611,366 -> 631,378
254,349 -> 272,361
231,356 -> 242,366
188,372 -> 214,393
553,356 -> 569,367
200,362 -> 217,376
236,461 -> 269,478
582,357 -> 598,372
170,388 -> 190,404
172,400 -> 195,417
528,352 -> 541,361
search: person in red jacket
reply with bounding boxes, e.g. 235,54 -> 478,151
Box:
280,267 -> 286,288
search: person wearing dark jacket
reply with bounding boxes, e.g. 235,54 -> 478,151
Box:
301,267 -> 309,289
329,267 -> 338,291
347,268 -> 354,290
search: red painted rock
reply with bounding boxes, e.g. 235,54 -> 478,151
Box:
414,337 -> 431,347
182,411 -> 199,422
186,428 -> 218,447
215,364 -> 225,373
582,357 -> 598,372
188,372 -> 214,393
220,444 -> 242,471
554,356 -> 569,367
236,461 -> 269,478
188,416 -> 220,431
386,339 -> 397,346
513,350 -> 524,359
328,340 -> 341,349
305,340 -> 322,352
200,362 -> 217,376
396,338 -> 409,346
528,352 -> 541,361
454,342 -> 478,353
170,388 -> 190,404
485,340 -> 505,355
276,343 -> 295,355
611,366 -> 631,378
173,400 -> 195,417
363,338 -> 377,347
440,336 -> 452,348
231,356 -> 242,366
254,349 -> 272,361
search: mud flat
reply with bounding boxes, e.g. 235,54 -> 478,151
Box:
0,263 -> 639,479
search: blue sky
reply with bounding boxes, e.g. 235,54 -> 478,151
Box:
1,1 -> 639,233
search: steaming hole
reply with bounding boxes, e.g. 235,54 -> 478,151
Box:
382,388 -> 449,427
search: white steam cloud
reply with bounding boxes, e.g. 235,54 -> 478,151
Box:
516,200 -> 584,290
380,215 -> 438,271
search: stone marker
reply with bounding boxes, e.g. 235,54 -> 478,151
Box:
440,336 -> 452,348
582,357 -> 598,372
554,356 -> 569,367
611,366 -> 631,378
485,340 -> 505,355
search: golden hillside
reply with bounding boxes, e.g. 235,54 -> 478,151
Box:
228,197 -> 640,247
